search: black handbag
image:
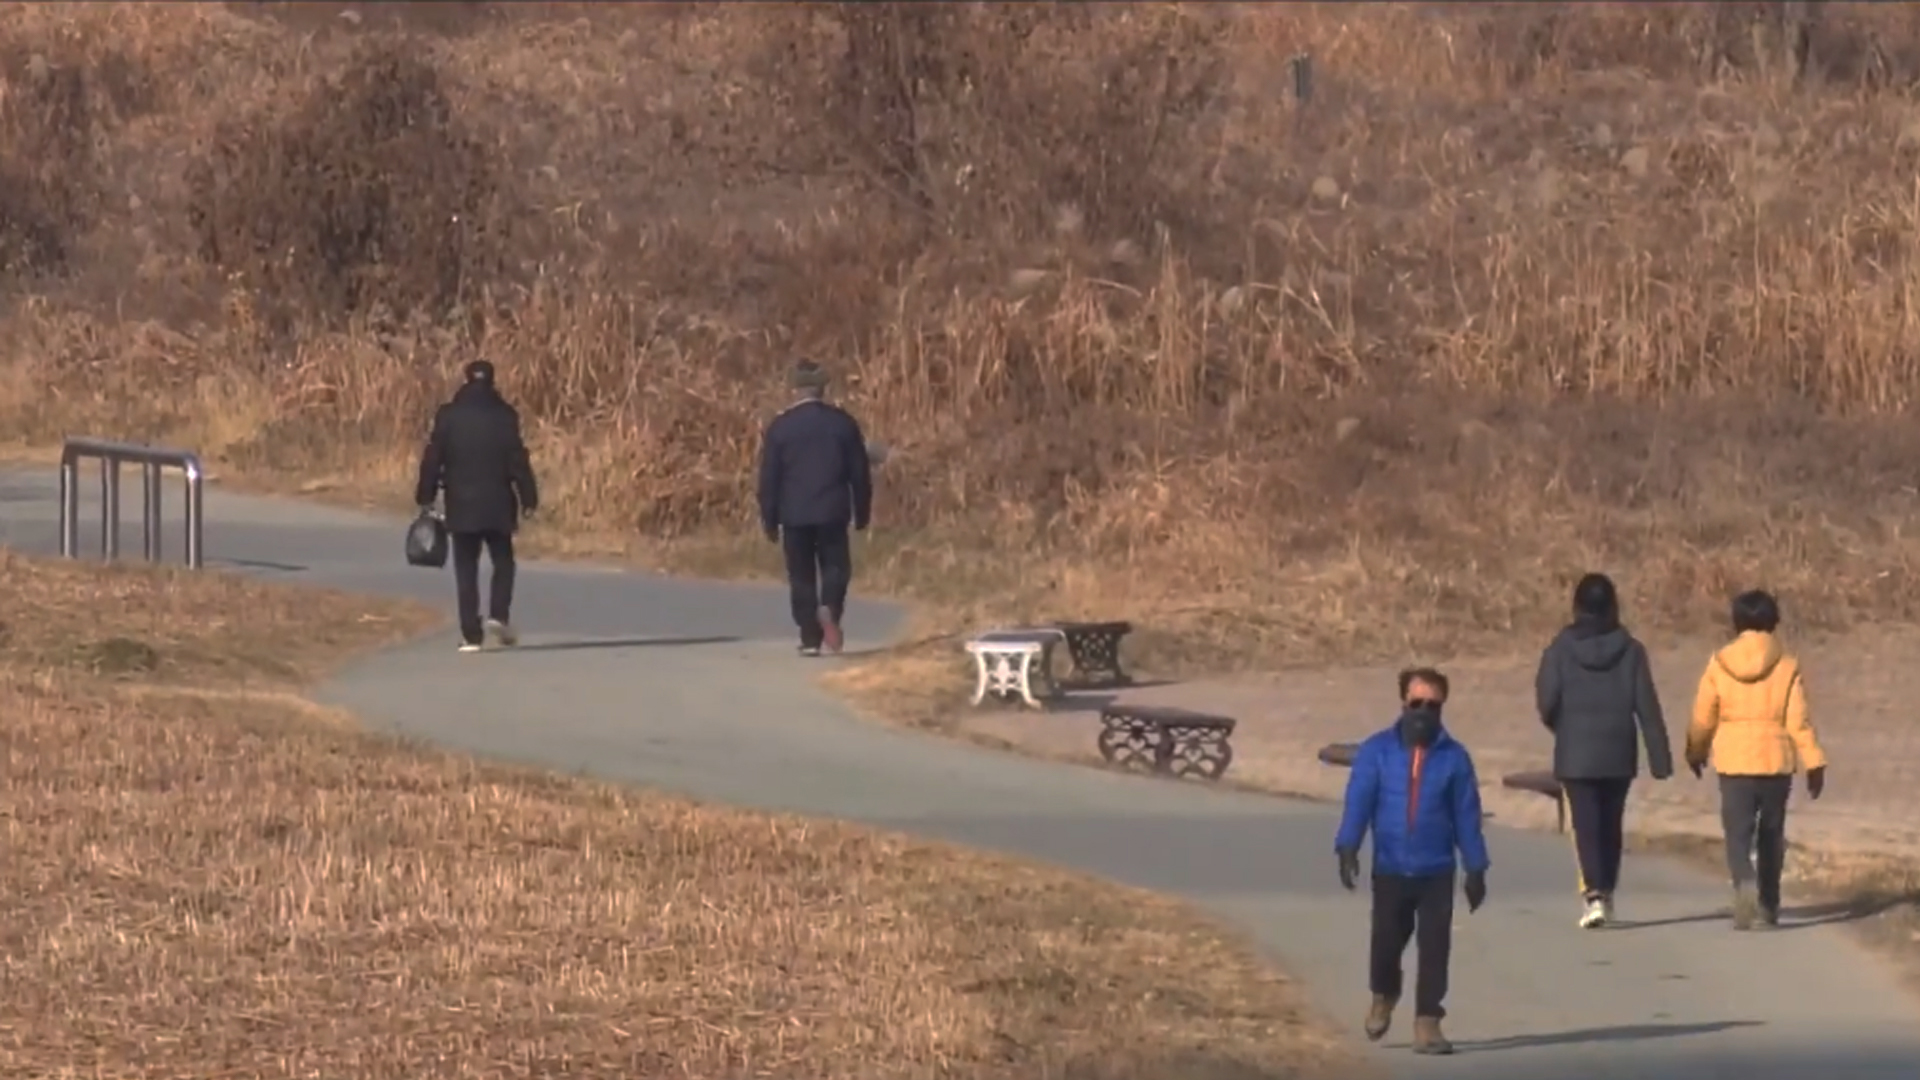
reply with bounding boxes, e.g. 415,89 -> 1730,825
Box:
405,510 -> 449,569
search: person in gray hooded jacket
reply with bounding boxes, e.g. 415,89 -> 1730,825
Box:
1535,573 -> 1674,929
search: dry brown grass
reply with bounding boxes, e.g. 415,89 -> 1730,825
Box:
0,557 -> 1353,1077
8,2 -> 1920,670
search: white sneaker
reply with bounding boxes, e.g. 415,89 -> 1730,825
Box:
484,618 -> 518,647
457,641 -> 483,653
1601,894 -> 1616,924
1578,897 -> 1608,929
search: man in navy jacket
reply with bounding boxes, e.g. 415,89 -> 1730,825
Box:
756,360 -> 873,655
1334,667 -> 1491,1056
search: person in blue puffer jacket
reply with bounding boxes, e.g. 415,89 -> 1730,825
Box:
1334,666 -> 1492,1057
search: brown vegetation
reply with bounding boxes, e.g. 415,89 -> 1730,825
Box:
0,553 -> 1351,1078
6,3 -> 1920,667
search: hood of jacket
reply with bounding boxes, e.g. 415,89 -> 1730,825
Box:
1713,630 -> 1785,684
1559,614 -> 1632,672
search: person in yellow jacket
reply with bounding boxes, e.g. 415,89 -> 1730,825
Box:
1685,589 -> 1828,930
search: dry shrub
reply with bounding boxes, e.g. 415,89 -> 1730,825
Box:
0,28 -> 155,280
782,4 -> 1232,243
186,36 -> 524,332
12,3 -> 1920,666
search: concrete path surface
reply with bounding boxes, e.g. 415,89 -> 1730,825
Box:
6,466 -> 1919,1078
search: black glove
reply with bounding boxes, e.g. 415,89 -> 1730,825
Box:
764,525 -> 780,544
1463,870 -> 1488,913
1337,849 -> 1360,892
1688,759 -> 1704,779
854,518 -> 870,532
1806,765 -> 1825,800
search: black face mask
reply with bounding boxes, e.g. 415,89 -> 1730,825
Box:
1399,701 -> 1443,745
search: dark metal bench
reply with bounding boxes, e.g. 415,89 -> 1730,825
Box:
1050,620 -> 1133,688
1502,770 -> 1566,834
1097,703 -> 1235,780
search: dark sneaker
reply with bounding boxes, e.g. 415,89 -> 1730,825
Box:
818,606 -> 843,654
1363,995 -> 1396,1042
1758,903 -> 1780,928
1411,1016 -> 1454,1056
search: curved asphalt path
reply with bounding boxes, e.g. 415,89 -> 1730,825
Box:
5,466 -> 1919,1078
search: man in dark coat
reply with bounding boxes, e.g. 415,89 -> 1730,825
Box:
415,360 -> 540,652
1535,572 -> 1674,928
756,360 -> 872,656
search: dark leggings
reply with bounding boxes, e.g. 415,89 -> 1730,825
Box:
1562,777 -> 1632,899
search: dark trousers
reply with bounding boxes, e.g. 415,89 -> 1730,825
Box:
1562,777 -> 1632,899
1720,774 -> 1792,910
451,529 -> 515,644
1369,872 -> 1455,1019
780,522 -> 852,648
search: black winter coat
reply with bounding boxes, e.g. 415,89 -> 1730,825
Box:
414,381 -> 539,536
1535,616 -> 1675,781
757,399 -> 873,532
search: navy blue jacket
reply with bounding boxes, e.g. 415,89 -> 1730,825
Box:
757,399 -> 873,532
1334,724 -> 1491,878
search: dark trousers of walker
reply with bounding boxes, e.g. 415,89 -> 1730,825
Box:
1562,777 -> 1633,899
1369,872 -> 1455,1019
451,529 -> 516,645
1720,774 -> 1792,910
780,522 -> 852,649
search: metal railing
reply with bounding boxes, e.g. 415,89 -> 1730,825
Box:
58,437 -> 205,569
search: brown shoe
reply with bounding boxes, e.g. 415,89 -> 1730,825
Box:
1411,1016 -> 1454,1056
818,606 -> 843,654
1363,995 -> 1396,1042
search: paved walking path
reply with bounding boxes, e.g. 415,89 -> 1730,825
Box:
6,466 -> 1919,1078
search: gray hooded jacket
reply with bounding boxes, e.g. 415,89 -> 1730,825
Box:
1535,616 -> 1674,781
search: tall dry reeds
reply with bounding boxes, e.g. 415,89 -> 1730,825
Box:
8,2 -> 1920,662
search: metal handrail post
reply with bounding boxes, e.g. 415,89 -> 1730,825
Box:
142,461 -> 162,561
184,460 -> 204,570
58,456 -> 77,558
101,456 -> 121,560
58,436 -> 206,570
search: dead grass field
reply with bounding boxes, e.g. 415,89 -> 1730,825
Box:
6,3 -> 1920,670
0,553 -> 1355,1077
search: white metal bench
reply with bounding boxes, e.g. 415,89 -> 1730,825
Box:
963,629 -> 1066,708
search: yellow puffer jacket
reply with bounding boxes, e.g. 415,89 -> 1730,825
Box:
1686,631 -> 1827,776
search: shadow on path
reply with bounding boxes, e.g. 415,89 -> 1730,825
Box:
1454,1019 -> 1764,1053
211,556 -> 309,573
1617,889 -> 1920,932
506,635 -> 743,654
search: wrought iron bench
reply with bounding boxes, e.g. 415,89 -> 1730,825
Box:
1502,770 -> 1567,834
1097,703 -> 1236,780
1051,620 -> 1134,688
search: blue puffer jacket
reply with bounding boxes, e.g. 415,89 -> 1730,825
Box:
1334,724 -> 1491,877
